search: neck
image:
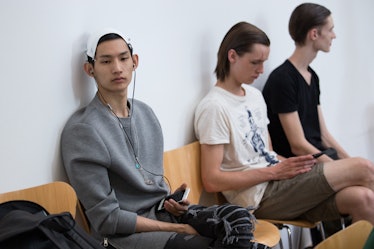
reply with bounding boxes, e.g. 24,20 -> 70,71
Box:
216,80 -> 245,96
289,45 -> 317,72
97,91 -> 130,118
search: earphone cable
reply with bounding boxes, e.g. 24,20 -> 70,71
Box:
127,69 -> 171,192
96,70 -> 171,191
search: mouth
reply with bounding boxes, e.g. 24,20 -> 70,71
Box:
112,77 -> 125,83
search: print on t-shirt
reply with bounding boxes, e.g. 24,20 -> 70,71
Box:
244,109 -> 278,165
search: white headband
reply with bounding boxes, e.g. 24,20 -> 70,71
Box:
86,27 -> 127,58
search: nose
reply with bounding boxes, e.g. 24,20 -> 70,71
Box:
332,31 -> 337,39
256,63 -> 264,74
112,58 -> 123,73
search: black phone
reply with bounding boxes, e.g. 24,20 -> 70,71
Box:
312,148 -> 336,158
157,188 -> 190,211
313,151 -> 324,158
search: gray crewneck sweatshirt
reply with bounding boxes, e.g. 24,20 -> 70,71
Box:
61,95 -> 173,248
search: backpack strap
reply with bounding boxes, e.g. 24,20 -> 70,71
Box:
39,212 -> 103,249
0,200 -> 103,249
0,209 -> 47,240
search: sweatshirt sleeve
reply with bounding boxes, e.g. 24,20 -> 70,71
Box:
61,122 -> 137,235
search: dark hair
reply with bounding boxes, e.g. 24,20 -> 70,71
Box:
215,22 -> 270,81
87,33 -> 133,64
289,3 -> 331,45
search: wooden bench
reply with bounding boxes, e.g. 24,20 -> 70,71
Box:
0,181 -> 90,233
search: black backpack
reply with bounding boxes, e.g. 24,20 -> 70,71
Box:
0,200 -> 104,249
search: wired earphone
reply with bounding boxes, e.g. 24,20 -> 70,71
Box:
94,60 -> 171,190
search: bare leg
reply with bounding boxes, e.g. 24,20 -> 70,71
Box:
335,186 -> 374,224
324,157 -> 374,191
323,157 -> 374,224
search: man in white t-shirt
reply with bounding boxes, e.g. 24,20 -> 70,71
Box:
194,21 -> 374,226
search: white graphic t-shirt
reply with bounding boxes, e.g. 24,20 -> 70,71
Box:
194,85 -> 278,208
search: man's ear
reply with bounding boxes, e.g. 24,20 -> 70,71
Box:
83,62 -> 94,77
309,28 -> 319,41
228,49 -> 237,63
132,54 -> 139,70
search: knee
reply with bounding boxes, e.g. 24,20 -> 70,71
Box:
214,204 -> 255,245
352,157 -> 374,182
359,188 -> 374,207
348,188 -> 374,209
336,187 -> 374,214
351,189 -> 374,220
352,157 -> 372,168
215,204 -> 255,226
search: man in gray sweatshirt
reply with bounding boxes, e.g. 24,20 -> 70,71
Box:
61,28 -> 265,249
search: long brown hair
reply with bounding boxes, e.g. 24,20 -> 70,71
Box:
215,22 -> 270,81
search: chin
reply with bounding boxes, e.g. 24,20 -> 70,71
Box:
245,79 -> 255,84
319,46 -> 330,53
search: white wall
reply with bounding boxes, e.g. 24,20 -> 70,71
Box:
1,0 -> 373,194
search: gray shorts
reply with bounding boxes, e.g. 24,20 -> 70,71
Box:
253,163 -> 341,222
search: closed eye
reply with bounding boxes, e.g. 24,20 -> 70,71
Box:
120,56 -> 130,62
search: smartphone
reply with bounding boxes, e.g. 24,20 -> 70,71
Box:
312,151 -> 325,158
312,148 -> 336,158
157,188 -> 190,211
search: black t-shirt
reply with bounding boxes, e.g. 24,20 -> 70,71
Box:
262,60 -> 323,157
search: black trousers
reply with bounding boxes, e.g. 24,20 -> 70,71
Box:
164,204 -> 269,249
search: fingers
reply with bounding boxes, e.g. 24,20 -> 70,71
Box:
275,156 -> 317,179
168,199 -> 188,210
285,155 -> 317,167
164,199 -> 189,216
293,159 -> 316,172
298,165 -> 313,174
289,154 -> 316,162
175,183 -> 187,193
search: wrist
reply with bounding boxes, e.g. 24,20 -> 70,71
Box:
175,223 -> 189,233
266,165 -> 278,181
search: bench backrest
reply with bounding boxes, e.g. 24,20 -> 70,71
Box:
0,181 -> 90,233
163,141 -> 226,206
163,141 -> 203,204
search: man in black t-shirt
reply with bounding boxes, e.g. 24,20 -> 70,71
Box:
263,3 -> 349,162
262,3 -> 351,243
263,60 -> 323,158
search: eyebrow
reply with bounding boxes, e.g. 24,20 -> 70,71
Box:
97,51 -> 130,59
252,59 -> 267,63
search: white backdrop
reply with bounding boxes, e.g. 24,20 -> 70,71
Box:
0,0 -> 373,195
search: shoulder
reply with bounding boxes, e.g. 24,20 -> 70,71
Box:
61,107 -> 105,146
63,107 -> 96,132
196,87 -> 225,109
63,97 -> 105,130
264,61 -> 288,92
267,61 -> 297,82
131,98 -> 151,109
243,85 -> 267,109
264,61 -> 300,92
130,98 -> 159,122
195,88 -> 231,124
